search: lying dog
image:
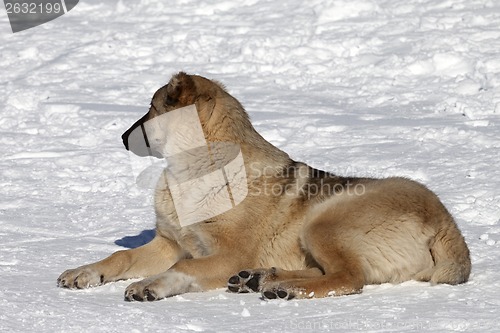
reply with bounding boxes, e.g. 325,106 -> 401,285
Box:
58,72 -> 471,301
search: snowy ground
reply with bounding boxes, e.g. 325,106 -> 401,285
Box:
1,0 -> 500,331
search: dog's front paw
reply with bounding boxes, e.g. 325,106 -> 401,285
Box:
57,265 -> 103,289
124,271 -> 200,302
124,279 -> 159,302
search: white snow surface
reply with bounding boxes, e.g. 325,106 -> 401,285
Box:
1,0 -> 500,332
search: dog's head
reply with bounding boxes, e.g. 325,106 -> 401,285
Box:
122,72 -> 226,157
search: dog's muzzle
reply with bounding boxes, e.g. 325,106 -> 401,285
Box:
121,113 -> 163,158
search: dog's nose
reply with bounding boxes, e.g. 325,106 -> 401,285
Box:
122,113 -> 150,151
122,132 -> 130,150
121,119 -> 163,159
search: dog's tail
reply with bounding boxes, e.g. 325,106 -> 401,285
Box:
425,214 -> 471,285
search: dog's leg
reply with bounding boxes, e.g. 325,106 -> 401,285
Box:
57,234 -> 182,289
258,251 -> 365,300
124,254 -> 247,301
227,267 -> 324,294
227,265 -> 363,300
260,271 -> 364,300
258,220 -> 366,300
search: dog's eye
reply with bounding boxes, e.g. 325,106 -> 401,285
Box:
165,96 -> 177,106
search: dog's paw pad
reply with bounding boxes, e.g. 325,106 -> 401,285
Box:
227,270 -> 262,293
144,289 -> 159,302
262,288 -> 295,300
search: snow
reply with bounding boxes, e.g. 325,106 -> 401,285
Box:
1,0 -> 500,331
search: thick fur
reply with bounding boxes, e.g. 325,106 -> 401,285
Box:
58,72 -> 471,301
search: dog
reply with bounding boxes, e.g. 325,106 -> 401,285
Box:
57,72 -> 471,301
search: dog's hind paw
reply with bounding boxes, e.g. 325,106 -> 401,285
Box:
261,286 -> 296,300
227,270 -> 262,293
227,268 -> 277,293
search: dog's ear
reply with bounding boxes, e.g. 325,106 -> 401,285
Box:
166,72 -> 197,106
164,72 -> 218,125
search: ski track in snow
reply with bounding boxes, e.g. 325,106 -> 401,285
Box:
1,0 -> 500,331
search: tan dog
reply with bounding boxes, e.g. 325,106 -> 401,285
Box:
57,72 -> 471,301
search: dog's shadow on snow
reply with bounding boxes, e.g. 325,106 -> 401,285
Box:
115,229 -> 156,249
